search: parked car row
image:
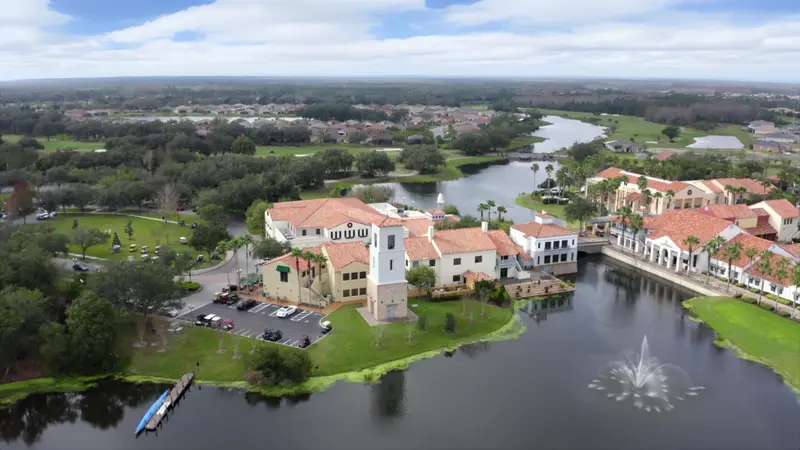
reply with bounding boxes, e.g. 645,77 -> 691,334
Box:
194,314 -> 234,331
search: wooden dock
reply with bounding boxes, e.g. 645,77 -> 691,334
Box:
145,372 -> 194,431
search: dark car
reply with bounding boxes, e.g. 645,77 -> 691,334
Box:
72,263 -> 91,272
298,335 -> 311,349
224,293 -> 240,305
236,299 -> 257,311
260,329 -> 282,342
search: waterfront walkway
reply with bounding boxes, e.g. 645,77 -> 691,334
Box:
601,244 -> 797,316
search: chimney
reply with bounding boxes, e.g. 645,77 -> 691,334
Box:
427,226 -> 435,242
481,221 -> 489,233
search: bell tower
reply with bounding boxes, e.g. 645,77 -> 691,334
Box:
366,221 -> 408,321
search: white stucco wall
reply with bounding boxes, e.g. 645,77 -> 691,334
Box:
437,249 -> 497,286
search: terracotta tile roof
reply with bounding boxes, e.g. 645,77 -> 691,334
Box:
745,224 -> 777,237
322,242 -> 369,271
647,210 -> 735,250
760,199 -> 800,218
268,198 -> 387,229
711,178 -> 774,195
594,167 -> 689,193
751,208 -> 770,217
746,253 -> 794,287
691,180 -> 723,193
626,192 -> 642,202
653,152 -> 676,161
264,246 -> 323,272
405,236 -> 440,261
426,209 -> 445,214
401,217 -> 434,237
432,228 -> 498,254
516,244 -> 533,260
699,204 -> 757,220
779,243 -> 800,258
512,221 -> 576,238
716,233 -> 773,267
487,230 -> 518,256
463,271 -> 493,282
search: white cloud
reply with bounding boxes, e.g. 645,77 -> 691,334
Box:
1,0 -> 799,83
0,0 -> 70,48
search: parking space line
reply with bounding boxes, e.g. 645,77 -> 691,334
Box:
279,338 -> 292,344
288,340 -> 299,347
234,329 -> 249,336
268,310 -> 279,317
250,303 -> 270,313
291,311 -> 313,322
241,331 -> 254,338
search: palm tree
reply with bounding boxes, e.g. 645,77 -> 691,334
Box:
628,214 -> 644,254
556,166 -> 571,197
240,234 -> 255,282
215,240 -> 232,286
617,206 -> 633,251
478,203 -> 489,220
486,200 -> 496,221
774,259 -> 789,312
228,237 -> 245,288
310,253 -> 328,304
760,178 -> 771,195
531,163 -> 539,194
791,264 -> 800,319
682,235 -> 700,273
665,189 -> 675,210
652,191 -> 663,213
301,250 -> 317,286
496,206 -> 507,222
290,247 -> 304,304
756,250 -> 774,305
723,242 -> 743,291
545,164 -> 554,192
702,235 -> 725,284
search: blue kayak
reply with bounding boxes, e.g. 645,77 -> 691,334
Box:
135,390 -> 170,435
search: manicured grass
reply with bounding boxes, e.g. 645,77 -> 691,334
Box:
683,296 -> 800,392
2,134 -> 105,153
309,298 -> 513,376
0,376 -> 105,406
508,135 -> 546,150
515,193 -> 578,226
127,326 -> 298,383
535,109 -> 753,149
42,213 -> 201,261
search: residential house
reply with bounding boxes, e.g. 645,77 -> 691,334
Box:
690,177 -> 774,205
642,210 -> 744,274
761,131 -> 798,144
747,120 -> 778,135
755,140 -> 790,152
699,204 -> 777,240
707,233 -> 787,284
589,167 -> 698,215
510,213 -> 579,275
653,152 -> 676,161
605,140 -> 644,153
406,134 -> 424,145
749,199 -> 800,242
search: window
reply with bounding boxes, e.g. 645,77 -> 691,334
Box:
302,229 -> 307,236
501,255 -> 509,260
390,259 -> 393,270
562,240 -> 568,248
560,253 -> 567,262
343,273 -> 350,281
360,271 -> 366,279
553,241 -> 560,249
474,255 -> 483,263
350,272 -> 358,280
280,272 -> 288,283
452,275 -> 461,282
545,242 -> 551,250
429,259 -> 436,267
373,233 -> 377,247
454,257 -> 462,265
388,234 -> 395,250
406,259 -> 410,267
359,287 -> 367,295
316,228 -> 321,235
537,256 -> 540,265
538,242 -> 541,249
570,253 -> 574,261
544,255 -> 551,264
413,261 -> 419,267
342,289 -> 350,297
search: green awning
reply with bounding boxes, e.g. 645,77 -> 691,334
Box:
276,265 -> 291,273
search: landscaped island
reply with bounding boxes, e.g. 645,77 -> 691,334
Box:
683,296 -> 800,393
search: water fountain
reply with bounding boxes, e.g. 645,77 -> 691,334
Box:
589,336 -> 703,411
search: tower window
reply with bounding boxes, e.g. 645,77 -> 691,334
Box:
390,259 -> 394,270
388,234 -> 395,250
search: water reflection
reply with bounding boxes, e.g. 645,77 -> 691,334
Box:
371,371 -> 405,421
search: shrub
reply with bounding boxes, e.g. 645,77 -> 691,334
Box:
736,283 -> 746,288
759,303 -> 774,312
249,346 -> 312,386
733,293 -> 742,299
741,296 -> 757,304
175,280 -> 202,293
765,293 -> 779,301
719,277 -> 728,282
778,311 -> 791,318
444,313 -> 457,333
777,298 -> 792,306
749,288 -> 760,294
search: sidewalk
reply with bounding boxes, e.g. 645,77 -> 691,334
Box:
602,244 -> 797,316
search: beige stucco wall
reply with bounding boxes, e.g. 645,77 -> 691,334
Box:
329,261 -> 369,302
262,261 -> 310,302
367,279 -> 409,321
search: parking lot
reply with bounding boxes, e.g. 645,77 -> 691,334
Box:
180,301 -> 329,348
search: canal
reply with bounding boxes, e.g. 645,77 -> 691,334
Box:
3,257 -> 799,450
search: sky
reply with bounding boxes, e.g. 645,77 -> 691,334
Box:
2,0 -> 800,82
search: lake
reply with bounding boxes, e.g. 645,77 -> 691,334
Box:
3,257 -> 799,450
386,115 -> 606,222
687,135 -> 744,149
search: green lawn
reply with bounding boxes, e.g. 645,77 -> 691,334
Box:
3,134 -> 105,153
535,109 -> 753,149
508,135 -> 546,150
515,193 -> 579,227
309,298 -> 513,376
42,214 -> 201,261
683,296 -> 800,392
256,143 -> 401,157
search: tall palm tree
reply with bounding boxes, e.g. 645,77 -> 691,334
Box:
756,250 -> 774,305
545,164 -> 554,192
486,200 -> 496,221
310,253 -> 328,303
240,234 -> 255,282
228,236 -> 245,288
723,242 -> 743,291
556,166 -> 571,197
702,235 -> 725,284
760,178 -> 771,195
665,189 -> 676,210
628,214 -> 644,254
617,206 -> 633,251
531,163 -> 539,194
478,203 -> 489,220
652,191 -> 663,213
682,235 -> 700,273
774,259 -> 789,311
791,264 -> 800,319
496,206 -> 507,222
290,247 -> 304,304
301,250 -> 317,285
215,240 -> 232,286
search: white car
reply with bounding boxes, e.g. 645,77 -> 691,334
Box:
275,306 -> 297,318
255,258 -> 270,266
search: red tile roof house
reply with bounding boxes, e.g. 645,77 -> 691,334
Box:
749,199 -> 800,242
699,204 -> 777,240
641,210 -> 746,274
509,212 -> 579,275
706,233 -> 796,292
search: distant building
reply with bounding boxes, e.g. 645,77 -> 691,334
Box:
605,140 -> 644,153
